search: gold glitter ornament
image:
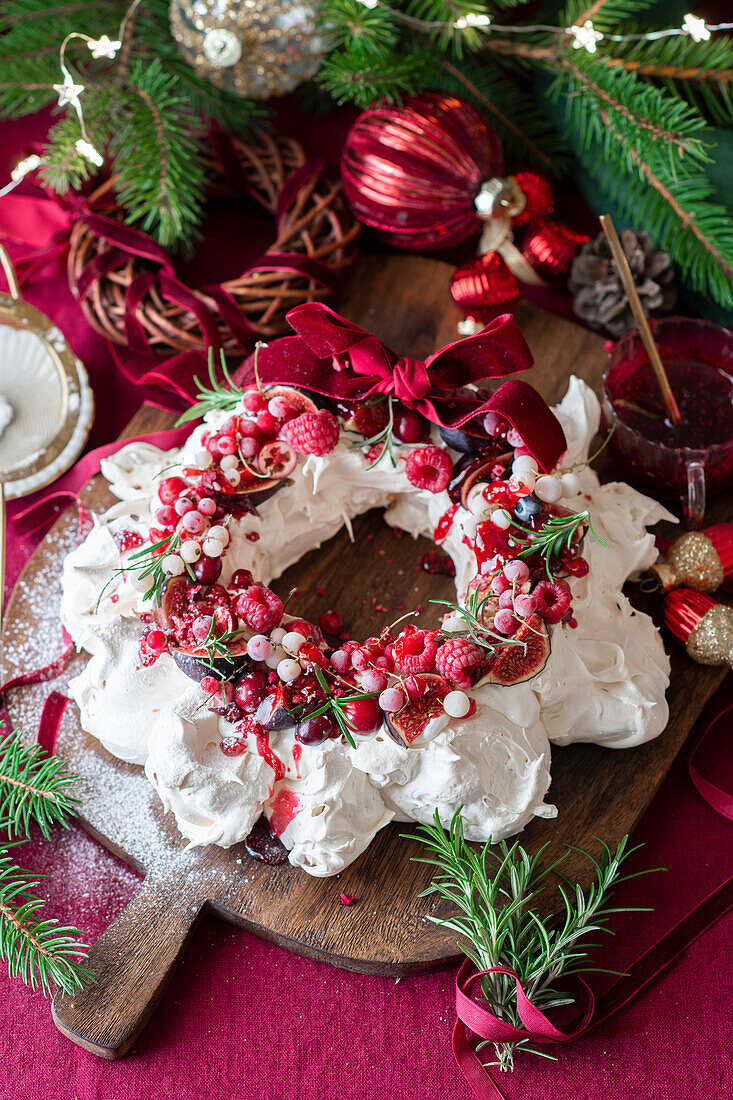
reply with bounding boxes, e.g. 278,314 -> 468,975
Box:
169,0 -> 326,100
651,524 -> 733,593
664,588 -> 733,668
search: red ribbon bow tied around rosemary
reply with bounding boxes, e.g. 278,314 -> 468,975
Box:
245,302 -> 567,474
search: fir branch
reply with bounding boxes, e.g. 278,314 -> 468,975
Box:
0,730 -> 81,840
411,809 -> 657,1071
319,43 -> 434,107
0,848 -> 91,996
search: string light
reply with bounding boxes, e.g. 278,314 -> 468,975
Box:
568,20 -> 604,53
87,35 -> 122,59
53,75 -> 84,110
454,14 -> 491,30
75,139 -> 104,167
683,14 -> 711,42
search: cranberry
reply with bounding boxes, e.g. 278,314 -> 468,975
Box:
158,476 -> 187,505
145,629 -> 168,652
393,408 -> 428,444
191,614 -> 214,643
192,556 -> 222,584
200,675 -> 219,694
256,410 -> 277,433
155,505 -> 177,527
295,713 -> 338,745
220,736 -> 247,756
217,434 -> 238,455
564,557 -> 589,577
230,568 -> 254,590
174,496 -> 195,517
243,389 -> 266,414
320,610 -> 345,635
341,697 -> 382,735
234,670 -> 268,712
238,420 -> 260,439
220,416 -> 240,437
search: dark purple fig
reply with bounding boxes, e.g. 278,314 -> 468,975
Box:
171,637 -> 250,682
254,684 -> 294,730
153,575 -> 189,630
384,674 -> 450,748
244,815 -> 289,865
439,424 -> 489,453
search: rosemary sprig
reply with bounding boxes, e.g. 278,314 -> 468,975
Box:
348,396 -> 399,470
194,619 -> 248,675
507,510 -> 607,581
410,809 -> 658,1072
0,730 -> 81,840
295,666 -> 382,749
431,585 -> 525,656
175,348 -> 245,427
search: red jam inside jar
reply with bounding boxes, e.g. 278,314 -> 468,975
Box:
602,318 -> 733,499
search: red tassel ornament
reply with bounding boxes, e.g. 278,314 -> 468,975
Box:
450,252 -> 520,325
521,219 -> 590,281
664,589 -> 733,667
511,171 -> 554,229
652,524 -> 733,593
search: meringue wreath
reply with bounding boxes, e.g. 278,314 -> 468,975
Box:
61,306 -> 672,877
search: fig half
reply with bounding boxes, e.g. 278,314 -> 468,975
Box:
439,424 -> 489,454
477,614 -> 550,687
172,637 -> 251,682
255,683 -> 294,731
385,674 -> 450,748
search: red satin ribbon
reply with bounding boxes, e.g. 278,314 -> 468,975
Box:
245,302 -> 567,473
689,700 -> 733,821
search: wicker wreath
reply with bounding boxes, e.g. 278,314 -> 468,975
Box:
67,132 -> 359,357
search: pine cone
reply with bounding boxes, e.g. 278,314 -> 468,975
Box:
568,228 -> 677,337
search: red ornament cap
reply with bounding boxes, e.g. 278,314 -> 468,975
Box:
521,219 -> 590,281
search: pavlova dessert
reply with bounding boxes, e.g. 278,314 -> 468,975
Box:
60,306 -> 672,877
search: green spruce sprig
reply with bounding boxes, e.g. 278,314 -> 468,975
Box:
0,728 -> 91,997
175,348 -> 245,427
0,729 -> 81,839
411,808 -> 658,1071
0,848 -> 92,997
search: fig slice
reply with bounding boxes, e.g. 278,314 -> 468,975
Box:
263,384 -> 317,417
171,637 -> 250,683
153,575 -> 190,631
476,614 -> 550,687
385,673 -> 451,748
255,683 -> 294,731
459,452 -> 512,510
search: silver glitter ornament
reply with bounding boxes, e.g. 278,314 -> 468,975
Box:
169,0 -> 326,100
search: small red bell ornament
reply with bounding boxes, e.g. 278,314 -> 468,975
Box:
340,94 -> 588,330
664,588 -> 733,668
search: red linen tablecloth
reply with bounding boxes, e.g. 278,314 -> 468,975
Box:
1,110 -> 732,1100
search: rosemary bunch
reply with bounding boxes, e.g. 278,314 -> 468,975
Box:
0,729 -> 91,997
506,509 -> 607,580
412,809 -> 656,1072
175,348 -> 246,427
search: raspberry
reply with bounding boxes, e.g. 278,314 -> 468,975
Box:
391,629 -> 439,674
435,638 -> 484,689
281,410 -> 339,456
533,578 -> 572,624
234,585 -> 284,632
405,446 -> 453,493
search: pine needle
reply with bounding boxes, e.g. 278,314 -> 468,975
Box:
0,729 -> 81,840
0,848 -> 92,996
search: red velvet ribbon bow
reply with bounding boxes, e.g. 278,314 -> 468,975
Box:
246,302 -> 567,473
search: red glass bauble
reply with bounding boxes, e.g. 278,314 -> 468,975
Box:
521,219 -> 589,280
450,252 -> 519,322
341,92 -> 504,251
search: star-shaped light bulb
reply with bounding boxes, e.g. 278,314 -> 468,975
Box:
87,35 -> 122,59
682,14 -> 710,42
357,0 -> 378,8
53,76 -> 84,109
569,20 -> 604,53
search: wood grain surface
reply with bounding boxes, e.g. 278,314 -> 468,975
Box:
3,255 -> 729,1059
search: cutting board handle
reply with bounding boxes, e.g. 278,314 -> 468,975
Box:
52,867 -> 205,1058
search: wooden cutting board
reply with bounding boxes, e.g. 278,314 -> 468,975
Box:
2,255 -> 729,1060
